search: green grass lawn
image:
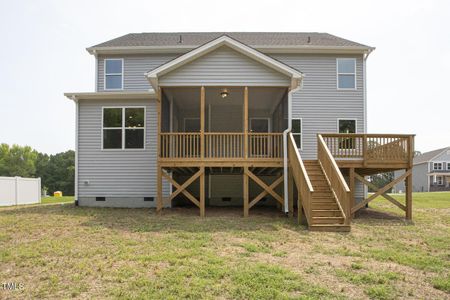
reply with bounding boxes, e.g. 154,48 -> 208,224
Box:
41,196 -> 74,204
0,192 -> 449,299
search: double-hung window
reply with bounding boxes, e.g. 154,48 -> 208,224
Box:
291,119 -> 302,149
436,176 -> 443,185
447,162 -> 450,170
105,59 -> 123,90
337,58 -> 356,89
103,107 -> 145,149
433,162 -> 443,170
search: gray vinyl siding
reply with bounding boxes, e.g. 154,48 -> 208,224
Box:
97,54 -> 178,91
272,54 -> 365,200
159,46 -> 291,86
272,54 -> 365,160
92,50 -> 367,202
77,99 -> 170,203
395,162 -> 429,192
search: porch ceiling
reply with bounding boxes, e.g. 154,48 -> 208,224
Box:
164,87 -> 286,111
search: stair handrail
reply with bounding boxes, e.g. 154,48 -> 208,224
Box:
317,134 -> 351,225
288,133 -> 314,224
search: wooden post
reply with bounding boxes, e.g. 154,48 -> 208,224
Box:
244,87 -> 249,159
362,134 -> 368,167
405,168 -> 412,220
288,167 -> 294,218
243,166 -> 249,217
156,88 -> 163,213
349,168 -> 355,219
157,166 -> 163,213
200,86 -> 205,158
297,190 -> 302,224
200,167 -> 205,217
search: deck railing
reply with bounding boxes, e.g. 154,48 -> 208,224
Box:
205,133 -> 244,159
321,134 -> 414,164
160,132 -> 283,160
318,134 -> 351,225
288,133 -> 313,225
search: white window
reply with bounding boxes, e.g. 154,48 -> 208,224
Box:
337,58 -> 356,89
436,176 -> 443,185
338,119 -> 356,149
447,162 -> 450,170
104,59 -> 123,90
433,162 -> 443,170
102,107 -> 145,149
291,119 -> 302,149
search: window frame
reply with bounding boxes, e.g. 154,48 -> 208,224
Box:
336,58 -> 357,90
447,162 -> 450,170
436,176 -> 443,185
104,58 -> 124,91
433,162 -> 443,171
291,118 -> 303,150
337,118 -> 357,134
337,118 -> 357,150
101,106 -> 146,150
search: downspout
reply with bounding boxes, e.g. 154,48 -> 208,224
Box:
283,79 -> 302,213
71,96 -> 79,205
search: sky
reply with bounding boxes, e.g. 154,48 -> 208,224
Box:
0,0 -> 449,154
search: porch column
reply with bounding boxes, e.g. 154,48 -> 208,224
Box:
243,166 -> 249,217
244,87 -> 249,159
200,86 -> 205,158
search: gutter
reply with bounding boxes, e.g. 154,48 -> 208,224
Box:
68,96 -> 79,205
282,80 -> 302,214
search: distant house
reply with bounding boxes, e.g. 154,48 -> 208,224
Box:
395,147 -> 450,192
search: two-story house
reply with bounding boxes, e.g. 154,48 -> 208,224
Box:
395,147 -> 450,192
65,32 -> 415,231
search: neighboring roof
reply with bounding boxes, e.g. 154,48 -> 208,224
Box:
145,35 -> 304,91
414,147 -> 450,165
64,91 -> 156,101
87,32 -> 374,55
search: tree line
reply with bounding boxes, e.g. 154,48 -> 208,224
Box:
0,144 -> 74,195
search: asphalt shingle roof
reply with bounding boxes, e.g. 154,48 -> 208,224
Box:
414,147 -> 450,165
90,32 -> 372,49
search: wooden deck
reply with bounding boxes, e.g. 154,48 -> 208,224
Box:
288,133 -> 414,231
154,86 -> 415,231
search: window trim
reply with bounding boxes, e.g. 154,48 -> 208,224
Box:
291,118 -> 303,150
336,58 -> 357,90
433,162 -> 443,171
104,58 -> 124,91
337,118 -> 357,134
183,117 -> 201,132
436,176 -> 443,185
101,106 -> 146,151
447,162 -> 450,170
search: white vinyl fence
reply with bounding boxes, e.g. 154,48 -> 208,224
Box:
0,177 -> 41,206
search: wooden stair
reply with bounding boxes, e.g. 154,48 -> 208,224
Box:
303,161 -> 350,232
